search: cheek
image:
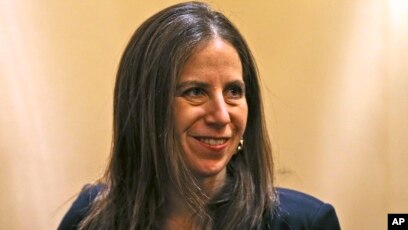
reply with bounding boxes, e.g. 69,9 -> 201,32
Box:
173,100 -> 204,134
234,103 -> 248,135
173,101 -> 186,134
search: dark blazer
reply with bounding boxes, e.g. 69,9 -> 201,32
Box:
58,185 -> 341,230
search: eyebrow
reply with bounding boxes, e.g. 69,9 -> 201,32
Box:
176,80 -> 210,91
176,80 -> 245,90
226,80 -> 246,89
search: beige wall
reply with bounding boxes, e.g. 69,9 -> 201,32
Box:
0,1 -> 407,229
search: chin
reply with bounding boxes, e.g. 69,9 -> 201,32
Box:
191,164 -> 227,181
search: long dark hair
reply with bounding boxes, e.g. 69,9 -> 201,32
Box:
80,2 -> 275,229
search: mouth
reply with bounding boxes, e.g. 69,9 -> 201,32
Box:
195,137 -> 229,146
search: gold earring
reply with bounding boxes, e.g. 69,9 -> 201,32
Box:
237,139 -> 244,151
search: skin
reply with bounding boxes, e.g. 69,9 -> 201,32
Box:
173,38 -> 248,193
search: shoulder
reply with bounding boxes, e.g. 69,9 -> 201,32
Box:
58,185 -> 341,230
268,188 -> 341,230
58,184 -> 105,230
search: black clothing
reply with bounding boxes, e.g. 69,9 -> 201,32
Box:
58,185 -> 341,229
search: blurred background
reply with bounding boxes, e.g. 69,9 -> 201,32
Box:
1,0 -> 407,229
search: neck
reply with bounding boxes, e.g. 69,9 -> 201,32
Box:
163,188 -> 194,230
197,174 -> 226,197
163,173 -> 227,229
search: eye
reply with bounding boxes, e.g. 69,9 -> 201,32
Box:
225,85 -> 244,99
183,87 -> 205,98
180,87 -> 208,105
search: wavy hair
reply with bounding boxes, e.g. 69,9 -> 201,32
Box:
80,2 -> 275,229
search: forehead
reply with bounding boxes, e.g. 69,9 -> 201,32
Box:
179,39 -> 242,81
188,39 -> 240,64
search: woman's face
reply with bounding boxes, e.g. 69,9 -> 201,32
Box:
173,39 -> 248,185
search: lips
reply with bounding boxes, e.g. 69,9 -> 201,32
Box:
195,137 -> 228,146
191,136 -> 230,151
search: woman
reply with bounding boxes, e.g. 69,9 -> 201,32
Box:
59,2 -> 340,229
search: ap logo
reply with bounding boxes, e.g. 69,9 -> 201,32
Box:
388,214 -> 408,229
392,218 -> 405,225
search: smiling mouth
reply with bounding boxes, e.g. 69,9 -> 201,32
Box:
195,137 -> 229,146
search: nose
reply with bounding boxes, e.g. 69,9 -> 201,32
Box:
204,93 -> 231,128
